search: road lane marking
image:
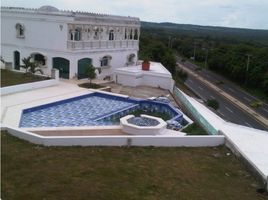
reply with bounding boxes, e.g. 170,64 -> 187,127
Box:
210,95 -> 215,99
262,108 -> 268,113
225,106 -> 234,113
198,86 -> 204,91
228,87 -> 235,92
243,97 -> 251,102
218,111 -> 225,117
245,122 -> 253,127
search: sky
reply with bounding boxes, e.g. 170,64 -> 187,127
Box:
1,0 -> 268,30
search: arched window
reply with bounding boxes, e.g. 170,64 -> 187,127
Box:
69,30 -> 73,40
31,53 -> 46,66
109,30 -> 114,40
100,56 -> 112,67
94,27 -> 99,40
127,54 -> 135,65
124,28 -> 128,40
134,29 -> 138,40
74,28 -> 81,41
129,29 -> 133,39
15,23 -> 25,38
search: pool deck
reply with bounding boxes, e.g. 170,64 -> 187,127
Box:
32,127 -> 127,136
1,80 -> 179,129
1,79 -> 268,189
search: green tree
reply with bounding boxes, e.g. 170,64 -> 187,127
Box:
86,64 -> 96,84
206,99 -> 219,110
21,56 -> 43,74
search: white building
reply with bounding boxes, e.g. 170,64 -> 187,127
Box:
1,6 -> 140,79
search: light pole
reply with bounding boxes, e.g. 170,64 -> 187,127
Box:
171,37 -> 176,48
245,54 -> 252,85
205,48 -> 209,68
168,36 -> 176,48
192,41 -> 197,60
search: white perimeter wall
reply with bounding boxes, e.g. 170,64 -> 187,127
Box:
1,126 -> 225,147
0,78 -> 59,95
115,73 -> 174,91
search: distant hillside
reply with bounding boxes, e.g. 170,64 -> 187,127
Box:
141,21 -> 268,46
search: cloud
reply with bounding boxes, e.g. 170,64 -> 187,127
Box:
1,0 -> 268,29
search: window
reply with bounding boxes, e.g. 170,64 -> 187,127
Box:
74,28 -> 81,41
127,54 -> 135,65
100,56 -> 112,67
31,53 -> 46,66
129,29 -> 133,39
94,27 -> 99,40
124,28 -> 128,40
69,30 -> 73,40
109,30 -> 114,40
15,23 -> 25,38
134,29 -> 138,40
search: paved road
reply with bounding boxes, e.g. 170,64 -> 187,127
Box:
177,58 -> 268,119
176,62 -> 267,130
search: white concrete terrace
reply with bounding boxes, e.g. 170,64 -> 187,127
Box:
114,61 -> 174,90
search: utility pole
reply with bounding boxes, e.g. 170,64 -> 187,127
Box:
246,54 -> 251,72
168,36 -> 176,48
170,37 -> 176,48
193,41 -> 196,60
245,54 -> 252,85
205,48 -> 209,68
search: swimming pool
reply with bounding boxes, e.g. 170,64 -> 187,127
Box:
20,92 -> 183,128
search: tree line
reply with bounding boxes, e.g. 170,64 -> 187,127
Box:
139,22 -> 268,96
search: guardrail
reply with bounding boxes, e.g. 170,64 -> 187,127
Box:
173,87 -> 218,135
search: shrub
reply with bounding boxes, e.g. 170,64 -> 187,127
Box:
206,99 -> 219,110
250,101 -> 263,108
174,68 -> 188,82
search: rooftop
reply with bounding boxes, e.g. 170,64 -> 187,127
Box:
1,6 -> 140,24
115,61 -> 172,78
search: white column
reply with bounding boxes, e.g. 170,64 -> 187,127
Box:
69,57 -> 77,79
45,55 -> 52,76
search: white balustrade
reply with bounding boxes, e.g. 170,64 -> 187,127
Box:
67,40 -> 138,50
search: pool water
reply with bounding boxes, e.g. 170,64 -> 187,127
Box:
20,92 -> 183,128
127,117 -> 160,126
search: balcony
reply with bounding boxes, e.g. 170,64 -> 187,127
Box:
67,40 -> 139,50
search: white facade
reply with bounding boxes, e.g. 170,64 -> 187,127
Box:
1,6 -> 140,79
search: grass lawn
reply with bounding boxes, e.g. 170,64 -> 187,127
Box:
2,131 -> 267,200
0,69 -> 49,87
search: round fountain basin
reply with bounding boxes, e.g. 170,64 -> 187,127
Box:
120,114 -> 167,135
127,116 -> 160,127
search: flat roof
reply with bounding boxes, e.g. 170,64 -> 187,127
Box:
115,61 -> 172,78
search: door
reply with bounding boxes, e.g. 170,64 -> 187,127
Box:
78,58 -> 92,79
14,51 -> 20,70
52,57 -> 70,79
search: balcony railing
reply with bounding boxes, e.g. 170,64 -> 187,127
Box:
67,40 -> 139,50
